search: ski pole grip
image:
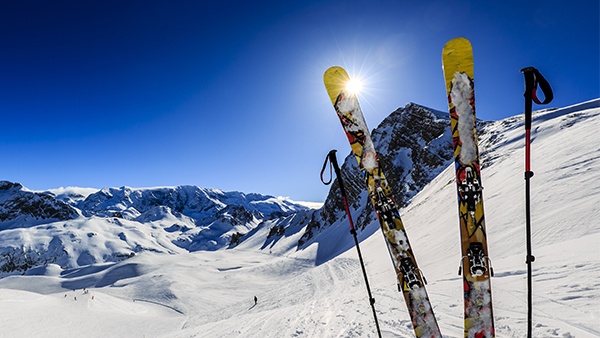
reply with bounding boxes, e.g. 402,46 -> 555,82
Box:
328,150 -> 344,181
327,149 -> 338,165
521,67 -> 536,130
521,67 -> 554,130
325,149 -> 356,232
326,150 -> 351,202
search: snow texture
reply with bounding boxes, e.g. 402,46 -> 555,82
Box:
336,92 -> 378,171
451,72 -> 478,164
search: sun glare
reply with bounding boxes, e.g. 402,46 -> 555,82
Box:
345,77 -> 363,96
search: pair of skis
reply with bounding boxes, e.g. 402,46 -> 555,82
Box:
323,38 -> 493,337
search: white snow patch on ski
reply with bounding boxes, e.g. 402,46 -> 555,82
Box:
336,93 -> 378,171
451,72 -> 478,164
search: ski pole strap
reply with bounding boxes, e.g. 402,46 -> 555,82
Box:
321,149 -> 356,232
521,67 -> 553,105
320,151 -> 334,185
321,149 -> 350,199
326,150 -> 347,195
521,67 -> 554,129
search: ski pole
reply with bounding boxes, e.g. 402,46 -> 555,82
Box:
321,149 -> 382,338
520,66 -> 553,338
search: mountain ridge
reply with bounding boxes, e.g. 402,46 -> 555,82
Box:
0,182 -> 309,272
2,99 -> 598,275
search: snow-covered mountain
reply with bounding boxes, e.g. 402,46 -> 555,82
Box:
0,183 -> 309,272
0,102 -> 453,273
298,103 -> 454,258
0,99 -> 598,337
0,181 -> 79,228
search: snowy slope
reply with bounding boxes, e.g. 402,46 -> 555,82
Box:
399,99 -> 600,337
0,99 -> 598,337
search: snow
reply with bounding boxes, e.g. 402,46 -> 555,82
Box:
336,92 -> 378,171
45,186 -> 99,200
0,100 -> 599,337
293,201 -> 324,209
0,287 -> 184,337
450,71 -> 477,164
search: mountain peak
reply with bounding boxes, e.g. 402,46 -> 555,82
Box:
299,103 -> 454,251
402,102 -> 448,120
0,180 -> 79,229
0,181 -> 24,192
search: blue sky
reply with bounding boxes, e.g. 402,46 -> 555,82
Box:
1,0 -> 598,202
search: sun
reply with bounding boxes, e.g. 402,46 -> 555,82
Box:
345,77 -> 364,96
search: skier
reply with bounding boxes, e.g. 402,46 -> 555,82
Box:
254,296 -> 257,305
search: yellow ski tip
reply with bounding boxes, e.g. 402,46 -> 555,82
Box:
323,66 -> 351,105
442,37 -> 474,93
443,37 -> 472,51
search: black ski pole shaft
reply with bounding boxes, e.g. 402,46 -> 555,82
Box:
522,67 -> 535,338
521,67 -> 553,338
321,150 -> 382,338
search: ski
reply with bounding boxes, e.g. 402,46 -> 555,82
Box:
442,37 -> 495,337
324,66 -> 441,338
